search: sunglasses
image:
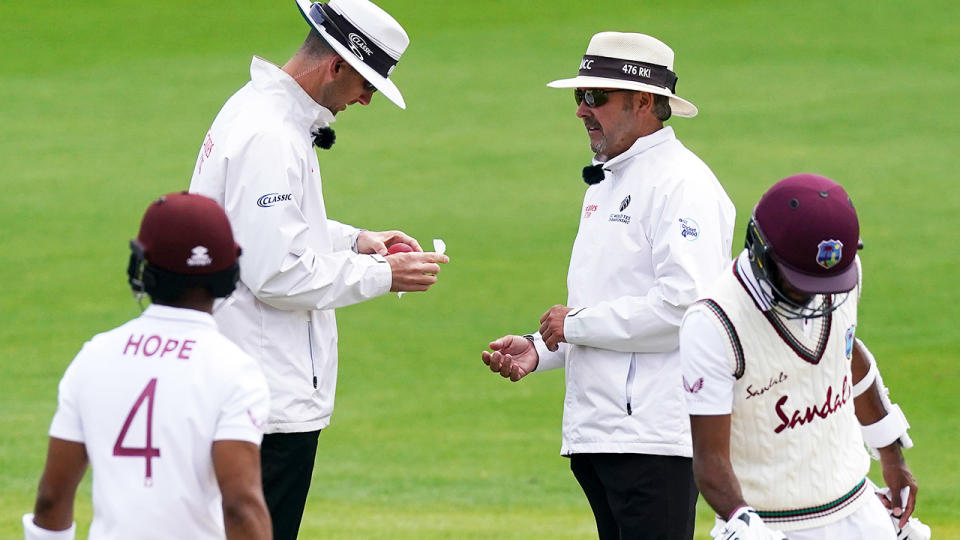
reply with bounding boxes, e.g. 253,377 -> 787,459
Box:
575,88 -> 628,107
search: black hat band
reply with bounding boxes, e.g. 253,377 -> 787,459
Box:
308,3 -> 397,79
577,55 -> 677,94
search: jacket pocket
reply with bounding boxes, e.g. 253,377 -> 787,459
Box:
625,353 -> 637,415
307,319 -> 317,389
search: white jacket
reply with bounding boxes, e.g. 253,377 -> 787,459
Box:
189,57 -> 392,433
531,126 -> 735,456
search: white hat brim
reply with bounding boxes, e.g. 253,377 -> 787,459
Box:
296,0 -> 406,109
547,75 -> 697,118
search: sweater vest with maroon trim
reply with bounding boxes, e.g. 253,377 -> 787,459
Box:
689,263 -> 870,531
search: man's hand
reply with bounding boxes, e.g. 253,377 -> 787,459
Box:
387,252 -> 449,292
357,230 -> 423,255
539,305 -> 572,352
481,335 -> 539,382
877,445 -> 919,528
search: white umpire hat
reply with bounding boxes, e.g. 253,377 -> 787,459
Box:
295,0 -> 410,109
547,32 -> 698,118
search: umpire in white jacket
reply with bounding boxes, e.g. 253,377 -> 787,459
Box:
189,1 -> 448,538
482,32 -> 735,540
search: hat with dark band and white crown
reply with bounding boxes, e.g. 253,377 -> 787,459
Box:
295,0 -> 410,109
547,32 -> 698,118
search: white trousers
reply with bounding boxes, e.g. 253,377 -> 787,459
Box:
785,493 -> 896,540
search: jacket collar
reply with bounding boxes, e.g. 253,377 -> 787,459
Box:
249,56 -> 336,132
142,304 -> 217,327
592,126 -> 676,170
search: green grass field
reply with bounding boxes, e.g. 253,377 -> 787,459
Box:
2,0 -> 958,537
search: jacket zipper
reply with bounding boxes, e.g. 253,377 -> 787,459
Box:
307,318 -> 318,389
625,353 -> 637,415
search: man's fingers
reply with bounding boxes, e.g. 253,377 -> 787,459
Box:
424,254 -> 449,264
902,486 -> 917,526
509,364 -> 525,382
486,351 -> 503,371
498,355 -> 514,377
481,351 -> 493,367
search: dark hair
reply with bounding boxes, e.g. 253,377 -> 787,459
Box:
653,93 -> 672,122
299,29 -> 335,59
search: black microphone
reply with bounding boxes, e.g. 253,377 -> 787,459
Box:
582,164 -> 605,185
312,127 -> 336,150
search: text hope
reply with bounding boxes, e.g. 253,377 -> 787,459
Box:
123,333 -> 196,360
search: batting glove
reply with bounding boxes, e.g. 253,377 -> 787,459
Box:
710,506 -> 787,540
876,487 -> 932,540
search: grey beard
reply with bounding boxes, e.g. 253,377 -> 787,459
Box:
590,136 -> 606,155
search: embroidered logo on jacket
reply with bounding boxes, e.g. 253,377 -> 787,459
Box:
608,195 -> 632,224
584,204 -> 598,219
816,239 -> 843,269
679,218 -> 700,241
257,193 -> 294,208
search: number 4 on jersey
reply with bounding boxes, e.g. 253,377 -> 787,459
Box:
113,378 -> 161,485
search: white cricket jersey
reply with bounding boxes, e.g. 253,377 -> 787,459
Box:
49,305 -> 270,540
681,251 -> 870,531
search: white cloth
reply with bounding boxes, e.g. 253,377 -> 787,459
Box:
782,492 -> 895,539
189,57 -> 392,433
530,126 -> 736,456
710,495 -> 895,540
49,305 -> 270,540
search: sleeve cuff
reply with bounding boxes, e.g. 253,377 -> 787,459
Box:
561,307 -> 587,344
365,254 -> 392,296
528,333 -> 564,372
213,429 -> 265,445
23,515 -> 75,540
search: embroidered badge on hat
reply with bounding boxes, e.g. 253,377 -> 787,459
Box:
816,239 -> 843,269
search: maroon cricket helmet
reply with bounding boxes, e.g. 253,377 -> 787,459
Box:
135,192 -> 240,275
752,174 -> 860,295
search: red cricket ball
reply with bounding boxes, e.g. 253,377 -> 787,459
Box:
387,242 -> 414,255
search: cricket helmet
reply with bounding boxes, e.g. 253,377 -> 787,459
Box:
746,174 -> 861,318
128,192 -> 241,301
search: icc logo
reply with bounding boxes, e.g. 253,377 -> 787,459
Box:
579,59 -> 594,70
816,239 -> 844,269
